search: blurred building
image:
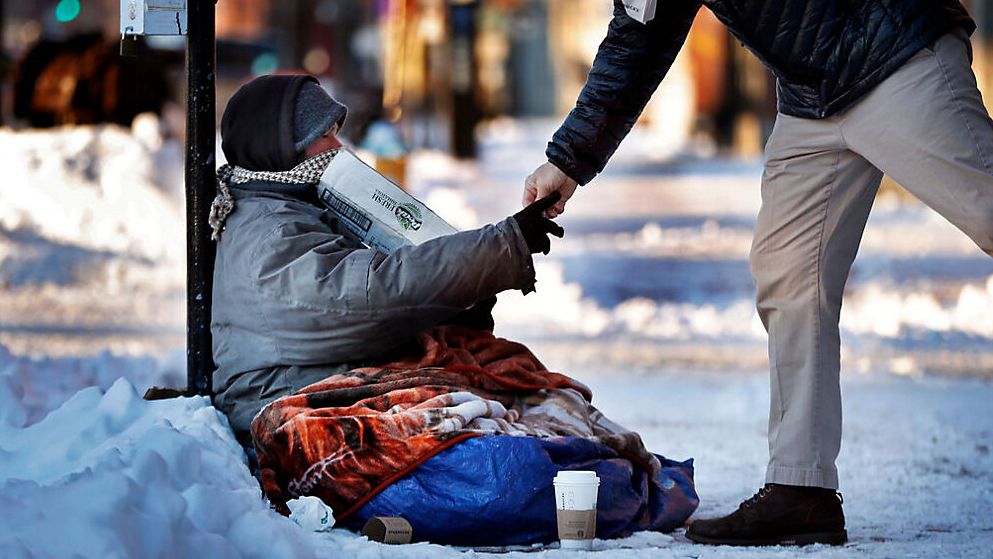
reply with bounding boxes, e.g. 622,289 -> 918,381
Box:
4,1 -> 993,160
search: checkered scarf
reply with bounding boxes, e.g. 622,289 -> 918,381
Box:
209,149 -> 338,241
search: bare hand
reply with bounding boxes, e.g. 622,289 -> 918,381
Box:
522,162 -> 578,218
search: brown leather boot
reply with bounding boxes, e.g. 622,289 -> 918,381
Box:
686,484 -> 847,546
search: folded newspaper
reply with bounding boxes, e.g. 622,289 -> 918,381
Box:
316,149 -> 458,254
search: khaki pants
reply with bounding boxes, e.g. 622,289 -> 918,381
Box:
754,28 -> 993,489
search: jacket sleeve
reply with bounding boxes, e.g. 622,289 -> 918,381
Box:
253,217 -> 535,361
363,217 -> 535,313
546,0 -> 702,185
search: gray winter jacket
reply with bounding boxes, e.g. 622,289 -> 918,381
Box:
210,182 -> 536,436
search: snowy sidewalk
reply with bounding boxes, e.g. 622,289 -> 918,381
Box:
584,371 -> 993,559
2,369 -> 990,558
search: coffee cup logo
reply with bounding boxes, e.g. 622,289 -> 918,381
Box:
395,203 -> 423,231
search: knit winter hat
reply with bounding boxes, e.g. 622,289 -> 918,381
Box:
293,81 -> 348,153
222,74 -> 309,172
221,75 -> 348,172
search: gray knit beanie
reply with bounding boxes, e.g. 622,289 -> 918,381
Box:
293,81 -> 348,153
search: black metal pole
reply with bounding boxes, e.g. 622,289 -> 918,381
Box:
0,0 -> 5,127
185,0 -> 217,396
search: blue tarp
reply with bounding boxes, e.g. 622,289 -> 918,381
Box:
345,435 -> 698,546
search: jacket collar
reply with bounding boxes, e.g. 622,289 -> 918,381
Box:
229,180 -> 321,206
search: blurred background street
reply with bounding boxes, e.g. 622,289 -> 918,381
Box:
2,0 -> 992,381
0,2 -> 991,557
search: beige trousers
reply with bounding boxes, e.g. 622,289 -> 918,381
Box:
754,28 -> 993,489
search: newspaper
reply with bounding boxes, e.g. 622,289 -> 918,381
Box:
316,149 -> 458,254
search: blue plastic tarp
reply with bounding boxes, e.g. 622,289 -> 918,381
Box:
345,435 -> 698,546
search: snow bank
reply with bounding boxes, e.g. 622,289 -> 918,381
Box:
3,370 -> 991,558
0,124 -> 185,263
494,261 -> 993,347
0,379 -> 694,559
842,276 -> 993,338
0,343 -> 184,425
0,122 -> 184,295
494,261 -> 765,341
0,378 -> 319,559
0,123 -> 185,361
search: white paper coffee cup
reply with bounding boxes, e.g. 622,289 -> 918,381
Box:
553,470 -> 600,550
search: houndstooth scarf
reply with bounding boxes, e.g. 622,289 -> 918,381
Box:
209,149 -> 337,240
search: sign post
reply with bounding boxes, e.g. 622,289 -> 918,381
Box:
184,0 -> 217,396
120,1 -> 216,400
122,1 -> 215,396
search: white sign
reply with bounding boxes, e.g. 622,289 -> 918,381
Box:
622,0 -> 657,24
316,150 -> 458,254
121,0 -> 187,36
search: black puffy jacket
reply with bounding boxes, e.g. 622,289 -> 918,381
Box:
547,0 -> 976,185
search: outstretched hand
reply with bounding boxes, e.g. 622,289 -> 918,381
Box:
523,162 -> 578,218
513,192 -> 566,255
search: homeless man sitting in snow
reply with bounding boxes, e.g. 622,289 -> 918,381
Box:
208,74 -> 698,546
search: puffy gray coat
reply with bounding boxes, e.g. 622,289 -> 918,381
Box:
210,182 -> 535,436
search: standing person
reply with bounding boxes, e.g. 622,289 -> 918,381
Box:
524,0 -> 990,547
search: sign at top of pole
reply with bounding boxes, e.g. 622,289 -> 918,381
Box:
622,0 -> 657,24
120,0 -> 188,36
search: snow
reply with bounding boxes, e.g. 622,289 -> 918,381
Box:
0,378 -> 316,559
0,123 -> 185,363
1,120 -> 992,558
2,372 -> 990,558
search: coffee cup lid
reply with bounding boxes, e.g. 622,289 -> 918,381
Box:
554,470 -> 599,484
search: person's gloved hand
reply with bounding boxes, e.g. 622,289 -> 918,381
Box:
513,192 -> 565,255
446,296 -> 497,331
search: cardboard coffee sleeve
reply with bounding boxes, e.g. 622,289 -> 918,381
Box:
556,509 -> 597,540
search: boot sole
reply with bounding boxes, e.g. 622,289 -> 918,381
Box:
686,529 -> 848,547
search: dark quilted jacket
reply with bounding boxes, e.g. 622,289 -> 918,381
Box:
547,0 -> 976,185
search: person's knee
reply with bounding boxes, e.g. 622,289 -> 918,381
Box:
749,241 -> 799,285
749,242 -> 774,289
964,210 -> 993,256
749,240 -> 830,312
977,222 -> 993,256
750,242 -> 803,299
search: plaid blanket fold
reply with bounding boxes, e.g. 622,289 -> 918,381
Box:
252,326 -> 659,519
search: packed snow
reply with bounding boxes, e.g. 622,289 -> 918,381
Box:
2,365 -> 990,558
1,119 -> 992,558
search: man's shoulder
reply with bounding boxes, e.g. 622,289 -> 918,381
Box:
227,191 -> 328,234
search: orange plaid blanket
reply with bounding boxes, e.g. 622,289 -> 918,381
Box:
251,326 -> 657,519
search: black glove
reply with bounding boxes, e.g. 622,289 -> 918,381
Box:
445,296 -> 497,331
513,192 -> 565,255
